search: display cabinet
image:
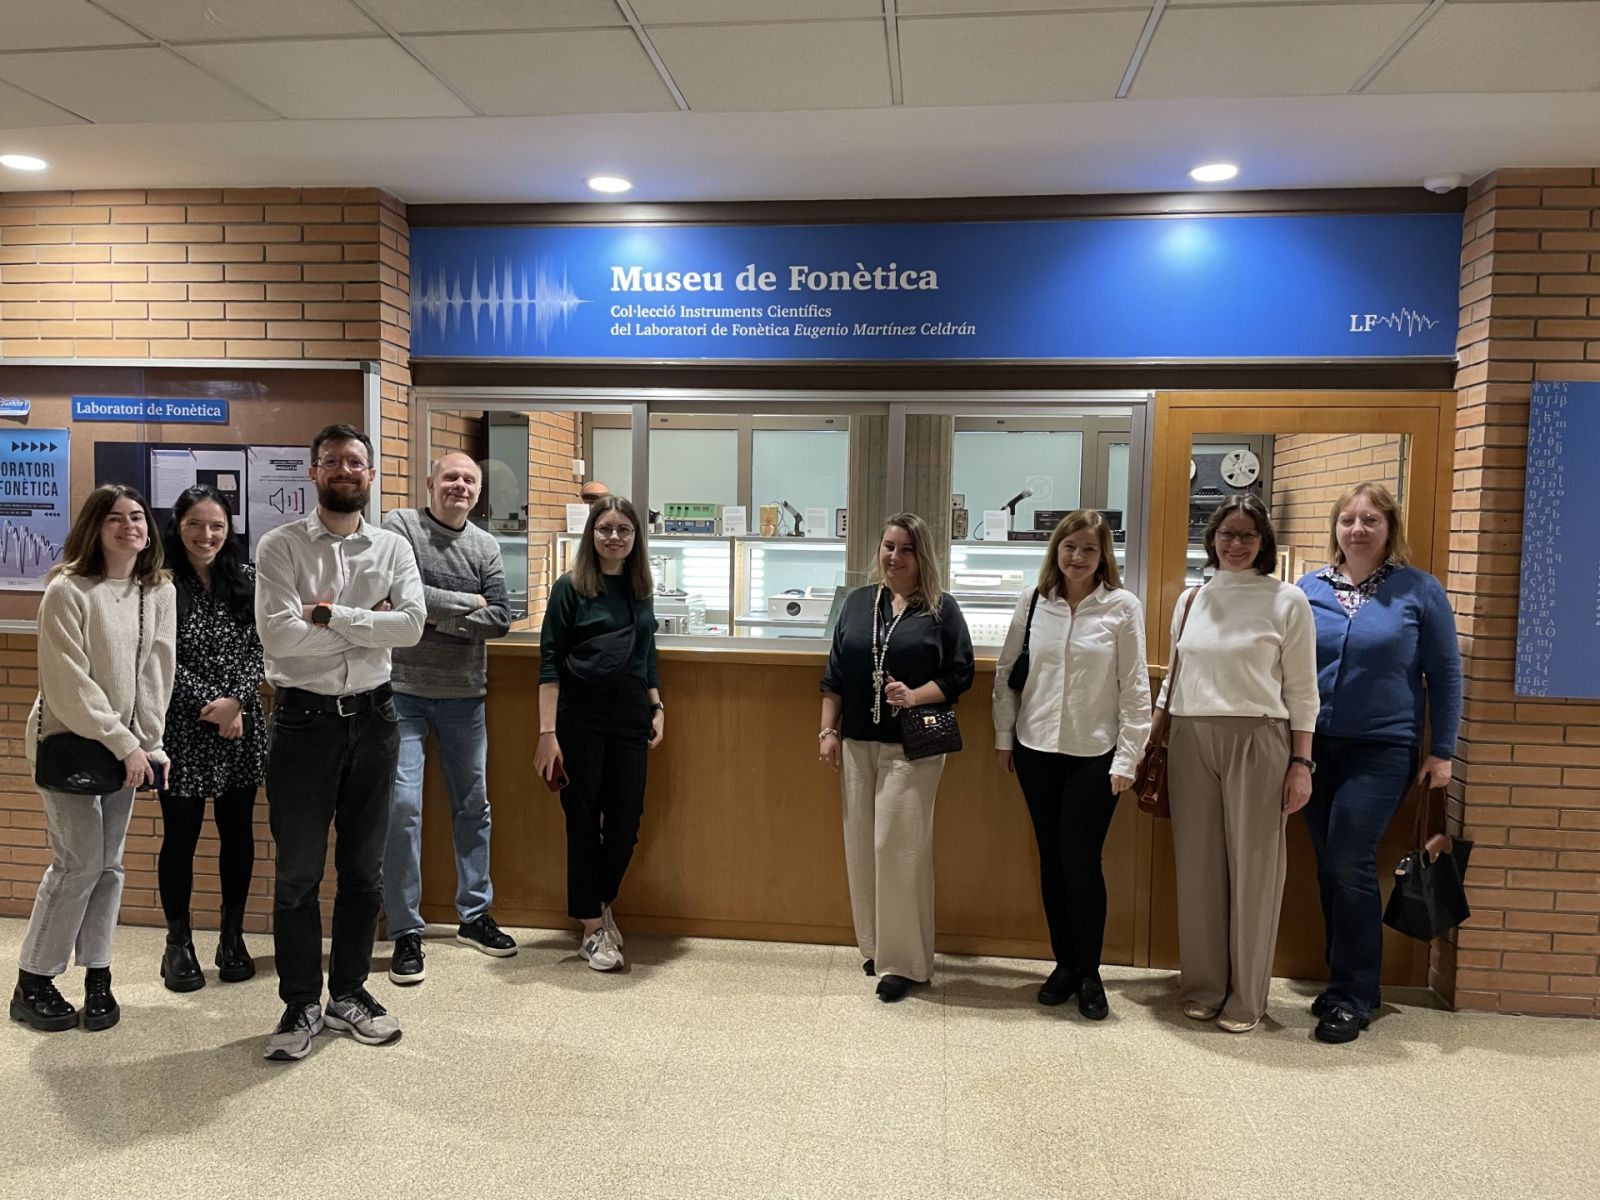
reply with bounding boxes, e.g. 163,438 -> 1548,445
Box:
949,538 -> 1131,646
736,537 -> 849,640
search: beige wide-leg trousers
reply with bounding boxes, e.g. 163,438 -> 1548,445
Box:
1167,716 -> 1291,1026
840,739 -> 945,983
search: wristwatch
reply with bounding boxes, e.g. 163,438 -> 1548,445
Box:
311,603 -> 332,627
1290,755 -> 1316,774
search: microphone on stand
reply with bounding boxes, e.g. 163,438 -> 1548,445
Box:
1002,485 -> 1034,515
779,499 -> 805,537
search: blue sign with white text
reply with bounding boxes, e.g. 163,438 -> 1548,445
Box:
72,396 -> 230,424
0,428 -> 69,592
410,214 -> 1462,362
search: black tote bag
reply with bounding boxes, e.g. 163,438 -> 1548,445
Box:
1383,785 -> 1475,942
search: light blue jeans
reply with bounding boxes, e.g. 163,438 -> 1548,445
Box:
19,786 -> 136,976
382,693 -> 492,938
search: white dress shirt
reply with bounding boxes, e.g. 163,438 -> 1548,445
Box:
992,583 -> 1152,777
255,510 -> 426,696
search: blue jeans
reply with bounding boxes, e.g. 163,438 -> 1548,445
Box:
1303,734 -> 1416,1017
382,693 -> 492,938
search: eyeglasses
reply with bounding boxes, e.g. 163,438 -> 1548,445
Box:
1215,530 -> 1262,545
317,456 -> 370,473
595,524 -> 635,541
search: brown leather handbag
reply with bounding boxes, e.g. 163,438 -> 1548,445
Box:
1133,586 -> 1199,819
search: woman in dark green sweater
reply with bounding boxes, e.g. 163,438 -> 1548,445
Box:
535,496 -> 663,972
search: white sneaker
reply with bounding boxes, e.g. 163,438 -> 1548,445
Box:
579,927 -> 624,972
264,1001 -> 324,1061
324,988 -> 402,1045
601,903 -> 624,948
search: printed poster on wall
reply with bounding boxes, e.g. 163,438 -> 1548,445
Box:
246,446 -> 312,560
0,428 -> 70,591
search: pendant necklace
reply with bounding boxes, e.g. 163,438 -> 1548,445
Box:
871,584 -> 907,725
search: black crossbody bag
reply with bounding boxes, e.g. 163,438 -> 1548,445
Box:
1006,588 -> 1042,692
564,590 -> 638,685
35,583 -> 143,796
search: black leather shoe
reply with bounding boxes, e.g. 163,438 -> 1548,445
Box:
1311,991 -> 1333,1018
1314,1005 -> 1370,1044
215,905 -> 256,983
160,918 -> 205,993
875,974 -> 914,1003
82,967 -> 119,1032
1037,966 -> 1079,1006
862,958 -> 875,977
1077,972 -> 1109,1021
9,970 -> 78,1032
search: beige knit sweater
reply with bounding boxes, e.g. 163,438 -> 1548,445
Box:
25,572 -> 177,766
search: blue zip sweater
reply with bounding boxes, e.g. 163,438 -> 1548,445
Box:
1297,565 -> 1462,759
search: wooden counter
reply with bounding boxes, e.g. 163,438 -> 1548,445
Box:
421,643 -> 1430,986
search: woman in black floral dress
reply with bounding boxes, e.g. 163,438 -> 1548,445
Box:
156,485 -> 267,991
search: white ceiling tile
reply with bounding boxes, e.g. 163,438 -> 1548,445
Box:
0,0 -> 146,50
1133,5 -> 1427,99
1166,0 -> 1420,6
182,38 -> 472,120
0,47 -> 276,123
0,78 -> 88,128
900,1 -> 1151,12
408,30 -> 675,115
635,0 -> 882,20
1370,2 -> 1600,92
900,12 -> 1149,105
650,21 -> 890,110
362,0 -> 625,33
94,0 -> 380,41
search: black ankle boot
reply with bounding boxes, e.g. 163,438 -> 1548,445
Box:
215,905 -> 255,983
9,969 -> 78,1032
160,917 -> 205,993
82,967 -> 119,1032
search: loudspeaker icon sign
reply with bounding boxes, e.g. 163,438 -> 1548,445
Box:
267,487 -> 307,516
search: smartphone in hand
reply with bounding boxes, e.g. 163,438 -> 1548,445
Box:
544,755 -> 569,792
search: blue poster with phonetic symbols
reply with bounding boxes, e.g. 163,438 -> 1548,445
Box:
0,429 -> 70,591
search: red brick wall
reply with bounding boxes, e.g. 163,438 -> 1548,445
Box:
526,413 -> 581,627
1447,167 -> 1600,1016
0,188 -> 410,936
1270,432 -> 1407,568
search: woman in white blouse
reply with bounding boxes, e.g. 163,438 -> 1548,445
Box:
993,510 -> 1150,1020
1144,495 -> 1319,1034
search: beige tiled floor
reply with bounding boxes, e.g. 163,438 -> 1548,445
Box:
2,918 -> 1597,1199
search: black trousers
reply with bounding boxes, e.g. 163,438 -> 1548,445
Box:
557,679 -> 649,921
157,784 -> 257,919
265,693 -> 400,1006
1013,743 -> 1120,974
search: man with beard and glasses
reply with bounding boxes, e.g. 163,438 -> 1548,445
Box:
254,424 -> 425,1062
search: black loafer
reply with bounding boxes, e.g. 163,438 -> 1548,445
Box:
1314,1005 -> 1370,1044
862,958 -> 875,977
1311,991 -> 1333,1018
1037,966 -> 1078,1007
1077,972 -> 1109,1021
875,974 -> 913,1003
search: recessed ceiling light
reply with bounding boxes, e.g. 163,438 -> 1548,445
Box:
1189,163 -> 1238,184
586,175 -> 633,194
0,154 -> 48,171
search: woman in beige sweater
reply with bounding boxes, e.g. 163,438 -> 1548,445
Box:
11,485 -> 176,1034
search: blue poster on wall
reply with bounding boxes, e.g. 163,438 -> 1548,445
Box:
1516,380 -> 1600,699
410,214 -> 1462,362
0,428 -> 70,592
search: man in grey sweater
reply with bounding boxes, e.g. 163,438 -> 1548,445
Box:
381,453 -> 514,985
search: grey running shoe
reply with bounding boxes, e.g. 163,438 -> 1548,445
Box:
600,903 -> 624,949
264,1001 -> 324,1062
579,927 -> 623,972
324,988 -> 402,1046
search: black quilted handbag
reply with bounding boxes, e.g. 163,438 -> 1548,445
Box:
899,703 -> 962,761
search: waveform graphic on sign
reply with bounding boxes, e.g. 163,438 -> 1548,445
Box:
413,259 -> 587,348
1373,308 -> 1438,337
267,487 -> 306,516
0,519 -> 63,575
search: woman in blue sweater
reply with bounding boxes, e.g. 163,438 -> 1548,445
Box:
1297,482 -> 1461,1045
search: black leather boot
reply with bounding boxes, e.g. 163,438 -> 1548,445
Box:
215,905 -> 255,983
160,917 -> 205,992
82,967 -> 119,1032
9,969 -> 78,1032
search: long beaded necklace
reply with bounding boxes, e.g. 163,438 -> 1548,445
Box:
870,584 -> 908,725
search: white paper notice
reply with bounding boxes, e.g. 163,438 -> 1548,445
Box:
151,448 -> 248,534
721,505 -> 748,536
246,446 -> 312,560
982,510 -> 1010,542
566,503 -> 591,534
804,507 -> 828,538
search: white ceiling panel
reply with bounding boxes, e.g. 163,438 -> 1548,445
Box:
1133,5 -> 1427,99
650,21 -> 889,111
95,0 -> 380,42
0,47 -> 276,123
1166,0 -> 1419,5
408,30 -> 676,115
1371,2 -> 1600,92
900,12 -> 1149,105
362,0 -> 626,33
901,1 -> 1152,12
634,1 -> 883,21
183,38 -> 473,120
0,0 -> 145,50
0,78 -> 87,128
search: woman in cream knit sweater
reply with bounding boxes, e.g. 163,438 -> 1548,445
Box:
11,485 -> 175,1034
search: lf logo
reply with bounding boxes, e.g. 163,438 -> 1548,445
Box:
1348,308 -> 1439,336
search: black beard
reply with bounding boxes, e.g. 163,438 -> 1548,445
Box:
319,481 -> 369,514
